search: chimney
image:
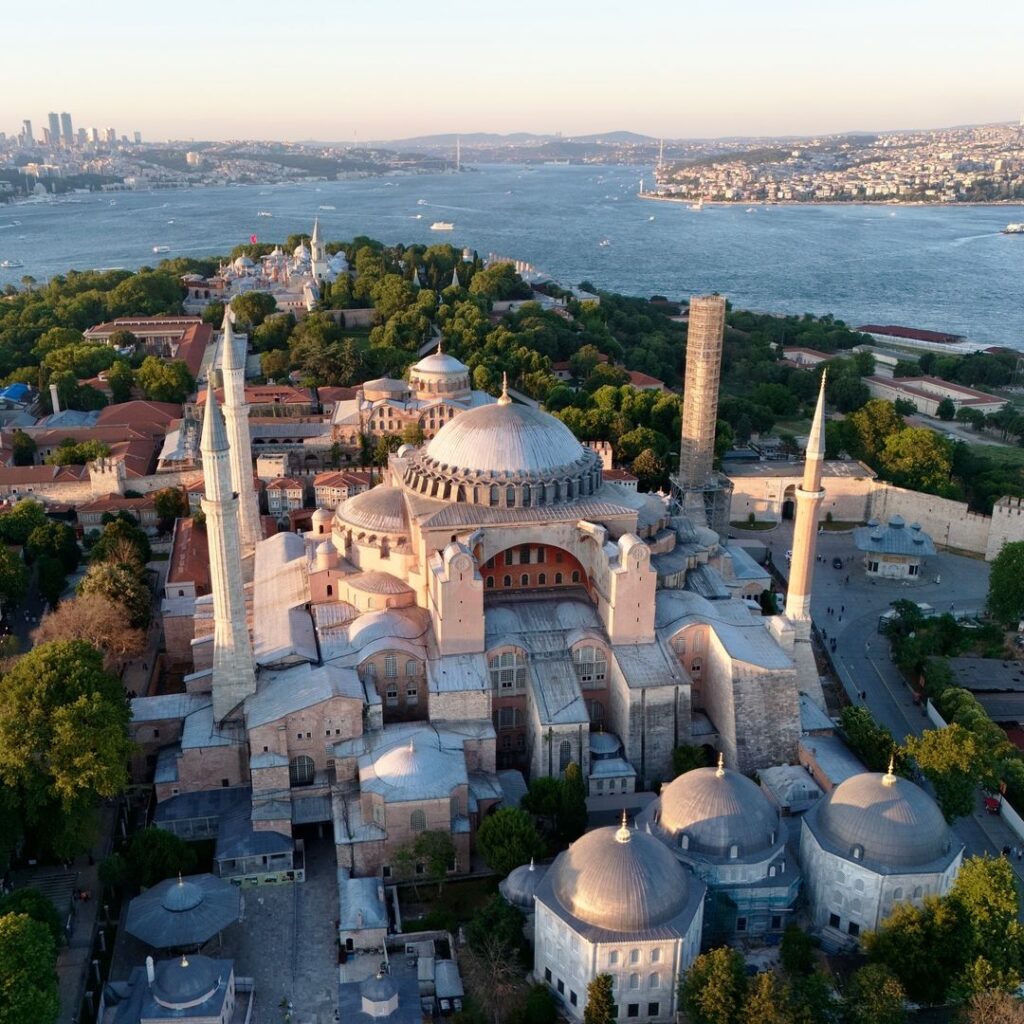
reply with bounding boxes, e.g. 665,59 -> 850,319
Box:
49,383 -> 61,414
145,956 -> 155,986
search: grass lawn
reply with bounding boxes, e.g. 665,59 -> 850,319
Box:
400,876 -> 499,930
730,520 -> 777,531
821,521 -> 862,531
773,417 -> 813,436
970,444 -> 1024,469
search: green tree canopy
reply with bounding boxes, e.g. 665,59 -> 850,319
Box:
44,438 -> 111,465
10,429 -> 36,467
78,561 -> 152,628
89,514 -> 152,566
841,964 -> 906,1024
559,761 -> 588,843
0,913 -> 59,1024
0,641 -> 131,862
0,888 -> 63,946
583,973 -> 616,1024
106,359 -> 135,404
0,499 -> 48,546
0,547 -> 28,610
230,291 -> 277,328
988,541 -> 1024,625
679,947 -> 748,1024
135,356 -> 193,404
839,706 -> 897,773
936,397 -> 956,421
846,399 -> 904,463
878,427 -> 954,494
124,827 -> 198,888
152,487 -> 187,532
904,724 -> 985,822
476,808 -> 545,876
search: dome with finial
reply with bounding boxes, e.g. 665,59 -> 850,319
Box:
657,753 -> 782,859
500,858 -> 549,911
547,813 -> 692,932
152,954 -> 222,1009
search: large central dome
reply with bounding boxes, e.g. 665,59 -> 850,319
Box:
424,402 -> 587,477
404,390 -> 603,508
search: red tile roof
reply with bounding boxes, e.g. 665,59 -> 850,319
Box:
857,324 -> 964,344
166,517 -> 211,592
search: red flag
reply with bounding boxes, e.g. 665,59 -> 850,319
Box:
250,234 -> 258,244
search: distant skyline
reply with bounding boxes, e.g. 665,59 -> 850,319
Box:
3,0 -> 1022,142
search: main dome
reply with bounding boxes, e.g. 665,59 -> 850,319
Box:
659,764 -> 780,859
412,351 -> 469,375
814,771 -> 952,868
549,822 -> 690,932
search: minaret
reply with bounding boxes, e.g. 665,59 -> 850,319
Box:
200,381 -> 256,723
219,310 -> 262,551
785,372 -> 827,623
310,216 -> 325,281
451,265 -> 461,289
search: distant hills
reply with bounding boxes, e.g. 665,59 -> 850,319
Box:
378,130 -> 658,149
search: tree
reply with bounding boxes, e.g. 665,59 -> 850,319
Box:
839,706 -> 896,773
0,913 -> 59,1024
124,827 -> 197,888
963,991 -> 1024,1024
33,593 -> 146,671
462,896 -> 527,1024
79,561 -> 152,628
631,448 -> 665,490
152,487 -> 187,533
0,547 -> 28,610
26,521 -> 80,573
0,499 -> 48,545
89,514 -> 151,566
904,724 -> 984,822
401,423 -> 425,447
878,428 -> 954,494
0,641 -> 131,861
135,356 -> 193,404
936,397 -> 956,421
846,400 -> 904,464
988,541 -> 1024,625
679,947 -> 747,1024
741,972 -> 792,1024
10,429 -> 36,467
584,973 -> 616,1024
671,744 -> 709,778
106,359 -> 134,404
372,434 -> 402,466
517,985 -> 558,1024
44,438 -> 111,465
476,808 -> 545,876
559,761 -> 588,842
841,964 -> 905,1024
230,291 -> 277,329
780,922 -> 816,977
0,889 -> 63,947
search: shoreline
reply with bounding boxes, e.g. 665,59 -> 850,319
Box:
636,191 -> 1024,209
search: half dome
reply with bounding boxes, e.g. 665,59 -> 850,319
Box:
550,822 -> 690,932
659,765 -> 780,858
336,486 -> 408,535
815,771 -> 951,868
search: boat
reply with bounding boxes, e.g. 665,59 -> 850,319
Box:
319,204 -> 336,211
417,199 -> 428,205
689,199 -> 704,211
1003,223 -> 1024,235
648,216 -> 655,221
0,259 -> 24,268
411,214 -> 422,219
430,221 -> 454,231
166,219 -> 175,224
152,245 -> 170,254
598,239 -> 611,247
109,199 -> 117,205
257,211 -> 273,218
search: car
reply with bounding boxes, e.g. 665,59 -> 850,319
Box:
832,557 -> 843,569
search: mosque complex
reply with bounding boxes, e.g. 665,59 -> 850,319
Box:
127,292 -> 963,1023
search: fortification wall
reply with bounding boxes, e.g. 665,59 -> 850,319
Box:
867,483 -> 990,555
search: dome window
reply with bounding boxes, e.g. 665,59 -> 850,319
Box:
680,833 -> 690,851
851,845 -> 864,861
729,844 -> 739,860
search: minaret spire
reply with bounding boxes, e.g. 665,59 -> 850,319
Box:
201,381 -> 256,723
784,372 -> 828,625
219,309 -> 262,551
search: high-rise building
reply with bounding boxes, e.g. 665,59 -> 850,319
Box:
42,127 -> 53,146
90,127 -> 99,144
133,130 -> 141,144
104,127 -> 116,144
21,120 -> 33,145
47,112 -> 60,146
673,294 -> 733,536
76,128 -> 86,147
60,112 -> 73,147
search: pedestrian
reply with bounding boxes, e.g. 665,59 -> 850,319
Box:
1018,847 -> 1022,862
841,605 -> 845,615
845,575 -> 850,585
861,689 -> 866,700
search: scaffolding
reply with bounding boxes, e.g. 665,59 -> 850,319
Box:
670,472 -> 734,540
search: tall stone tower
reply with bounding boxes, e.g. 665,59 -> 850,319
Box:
219,311 -> 262,552
200,381 -> 256,723
772,372 -> 827,710
310,216 -> 326,281
674,294 -> 733,536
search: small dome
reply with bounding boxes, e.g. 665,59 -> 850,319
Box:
589,733 -> 620,758
293,244 -> 310,259
153,956 -> 220,1009
374,740 -> 449,789
500,860 -> 548,911
360,971 -> 398,1002
423,402 -> 591,479
550,821 -> 690,931
336,486 -> 408,535
346,571 -> 413,596
233,256 -> 254,269
815,770 -> 951,867
161,878 -> 204,913
659,764 -> 780,858
413,351 -> 469,376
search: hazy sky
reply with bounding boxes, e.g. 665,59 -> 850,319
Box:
4,0 -> 1021,141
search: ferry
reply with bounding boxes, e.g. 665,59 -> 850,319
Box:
152,245 -> 170,254
0,259 -> 24,268
417,199 -> 428,205
1004,223 -> 1024,235
430,221 -> 454,231
318,204 -> 336,211
257,210 -> 273,218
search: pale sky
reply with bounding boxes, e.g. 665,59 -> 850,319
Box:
3,0 -> 1021,142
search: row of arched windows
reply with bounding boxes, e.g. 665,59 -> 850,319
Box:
403,466 -> 602,508
485,570 -> 580,588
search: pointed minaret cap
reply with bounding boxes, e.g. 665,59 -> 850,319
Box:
221,308 -> 243,372
497,372 -> 512,406
806,370 -> 827,461
882,753 -> 898,787
716,751 -> 726,778
311,216 -> 320,243
615,809 -> 631,844
200,380 -> 229,452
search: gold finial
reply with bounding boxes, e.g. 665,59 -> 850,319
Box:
180,954 -> 189,968
882,753 -> 897,787
528,857 -> 535,872
716,751 -> 725,777
497,372 -> 511,405
177,872 -> 183,885
615,809 -> 631,843
437,336 -> 443,355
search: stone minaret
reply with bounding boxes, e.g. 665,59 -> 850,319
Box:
219,311 -> 262,551
310,216 -> 326,281
678,294 -> 726,490
200,381 -> 256,723
785,373 -> 827,623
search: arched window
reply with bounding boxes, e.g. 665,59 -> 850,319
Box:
571,570 -> 580,583
365,662 -> 376,679
406,659 -> 418,676
559,739 -> 572,772
648,973 -> 660,990
729,844 -> 739,859
289,755 -> 315,787
489,650 -> 527,691
628,973 -> 640,990
410,809 -> 426,832
486,577 -> 495,588
538,573 -> 547,585
506,486 -> 516,507
573,645 -> 607,686
555,572 -> 563,585
385,654 -> 397,678
503,575 -> 512,587
326,584 -> 333,596
520,573 -> 529,586
892,887 -> 903,900
490,485 -> 499,507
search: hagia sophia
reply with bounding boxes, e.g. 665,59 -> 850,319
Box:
127,294 -> 964,1023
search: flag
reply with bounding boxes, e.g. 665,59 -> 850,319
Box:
250,234 -> 258,244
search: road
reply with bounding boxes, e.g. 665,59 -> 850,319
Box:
740,521 -> 1024,866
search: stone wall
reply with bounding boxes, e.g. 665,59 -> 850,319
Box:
867,483 -> 990,555
985,495 -> 1024,561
